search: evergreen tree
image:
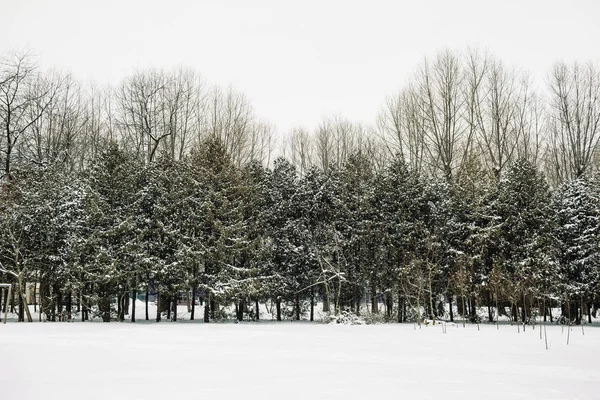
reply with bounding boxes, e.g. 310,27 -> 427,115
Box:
375,154 -> 430,322
551,178 -> 600,323
83,142 -> 141,322
446,156 -> 499,323
496,159 -> 551,324
189,138 -> 240,322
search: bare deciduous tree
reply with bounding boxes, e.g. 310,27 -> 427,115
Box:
547,61 -> 600,183
247,120 -> 276,166
314,115 -> 371,172
515,84 -> 545,168
160,67 -> 206,160
377,87 -> 427,174
466,51 -> 539,180
20,72 -> 85,171
77,83 -> 112,169
204,85 -> 254,167
415,50 -> 470,182
287,126 -> 313,174
116,69 -> 168,163
0,52 -> 58,181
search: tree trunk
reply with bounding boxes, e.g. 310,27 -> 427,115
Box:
428,273 -> 435,324
203,294 -> 210,323
276,297 -> 282,321
322,282 -> 330,313
145,285 -> 149,321
2,286 -> 9,318
295,294 -> 300,321
255,299 -> 260,321
237,300 -> 244,322
48,285 -> 55,322
18,284 -> 24,322
76,290 -> 80,313
156,290 -> 161,322
40,283 -> 50,321
66,291 -> 72,321
172,294 -> 177,322
371,286 -> 378,314
56,288 -> 63,322
335,276 -> 342,315
33,282 -> 37,313
210,299 -> 216,320
462,295 -> 466,327
84,288 -> 88,321
191,287 -> 196,321
120,294 -> 126,321
495,290 -> 499,329
10,284 -> 15,313
99,293 -> 111,322
166,293 -> 171,320
397,292 -> 403,323
131,288 -> 137,323
487,291 -> 493,322
117,294 -> 123,321
310,288 -> 314,322
1,286 -> 7,319
448,294 -> 454,322
465,297 -> 471,317
17,275 -> 33,323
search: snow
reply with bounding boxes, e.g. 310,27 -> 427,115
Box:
2,321 -> 599,400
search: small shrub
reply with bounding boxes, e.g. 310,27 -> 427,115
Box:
363,312 -> 387,325
326,311 -> 366,325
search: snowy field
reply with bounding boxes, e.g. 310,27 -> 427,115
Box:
2,320 -> 599,400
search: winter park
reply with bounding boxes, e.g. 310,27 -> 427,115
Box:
2,1 -> 600,399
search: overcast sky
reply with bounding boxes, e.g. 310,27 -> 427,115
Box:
2,0 -> 599,135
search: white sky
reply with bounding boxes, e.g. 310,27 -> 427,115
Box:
1,0 -> 599,135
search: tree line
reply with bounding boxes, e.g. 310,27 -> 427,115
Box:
0,49 -> 599,324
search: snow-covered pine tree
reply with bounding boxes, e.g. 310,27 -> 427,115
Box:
83,142 -> 141,322
374,154 -> 430,323
336,152 -> 377,316
446,155 -> 499,323
551,178 -> 600,324
264,157 -> 306,320
496,159 -> 551,324
296,165 -> 336,319
189,137 -> 241,322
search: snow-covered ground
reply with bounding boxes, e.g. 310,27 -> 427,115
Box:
1,320 -> 599,400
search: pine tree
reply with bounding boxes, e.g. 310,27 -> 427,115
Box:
264,157 -> 303,320
297,166 -> 336,319
337,153 -> 377,315
551,178 -> 599,324
375,154 -> 432,322
189,138 -> 240,322
496,159 -> 551,324
446,156 -> 499,323
83,142 -> 141,322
